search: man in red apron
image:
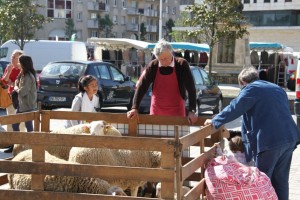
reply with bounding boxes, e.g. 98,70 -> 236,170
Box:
127,39 -> 197,124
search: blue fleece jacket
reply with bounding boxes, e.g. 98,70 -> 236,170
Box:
212,80 -> 300,162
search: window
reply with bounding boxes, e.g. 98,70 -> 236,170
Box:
244,0 -> 250,3
91,13 -> 97,19
191,69 -> 203,85
285,0 -> 292,2
217,35 -> 235,64
91,31 -> 98,37
110,66 -> 124,81
97,65 -> 111,80
172,7 -> 176,15
199,70 -> 212,86
264,0 -> 270,2
122,0 -> 125,7
254,0 -> 257,2
47,0 -> 72,18
113,16 -> 118,24
114,0 -> 117,7
76,12 -> 82,21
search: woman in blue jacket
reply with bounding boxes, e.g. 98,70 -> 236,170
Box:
205,66 -> 300,200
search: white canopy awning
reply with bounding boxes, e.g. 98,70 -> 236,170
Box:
87,37 -> 150,50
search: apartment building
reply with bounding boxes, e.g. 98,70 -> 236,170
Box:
34,0 -> 180,42
243,0 -> 300,51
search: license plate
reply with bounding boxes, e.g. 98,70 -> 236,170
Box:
49,97 -> 66,102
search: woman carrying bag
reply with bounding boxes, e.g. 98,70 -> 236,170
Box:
12,55 -> 37,134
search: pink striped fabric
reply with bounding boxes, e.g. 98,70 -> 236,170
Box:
205,156 -> 278,200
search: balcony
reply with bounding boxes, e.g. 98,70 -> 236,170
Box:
87,19 -> 99,29
87,2 -> 106,11
144,8 -> 158,17
125,7 -> 145,15
126,24 -> 138,32
146,25 -> 157,33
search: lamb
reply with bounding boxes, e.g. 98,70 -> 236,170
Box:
69,146 -> 161,197
8,149 -> 127,196
13,120 -> 121,160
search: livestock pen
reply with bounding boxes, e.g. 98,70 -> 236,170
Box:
0,109 -> 225,200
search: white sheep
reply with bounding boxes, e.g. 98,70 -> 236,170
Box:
13,120 -> 121,160
155,182 -> 191,199
8,149 -> 127,196
68,147 -> 161,197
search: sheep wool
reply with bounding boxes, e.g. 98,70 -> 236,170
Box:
8,149 -> 126,196
12,120 -> 119,160
69,147 -> 161,197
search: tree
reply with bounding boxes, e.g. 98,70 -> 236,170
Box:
170,11 -> 193,42
184,0 -> 248,75
164,19 -> 175,41
140,22 -> 147,41
98,14 -> 113,38
65,18 -> 77,40
0,0 -> 52,50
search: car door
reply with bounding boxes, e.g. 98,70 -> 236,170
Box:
108,65 -> 132,105
86,63 -> 115,105
198,69 -> 221,110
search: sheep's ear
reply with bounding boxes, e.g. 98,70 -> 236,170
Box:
82,126 -> 90,134
104,125 -> 111,135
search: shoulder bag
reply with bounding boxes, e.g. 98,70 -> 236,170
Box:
0,84 -> 12,108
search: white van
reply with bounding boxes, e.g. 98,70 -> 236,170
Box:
0,40 -> 87,72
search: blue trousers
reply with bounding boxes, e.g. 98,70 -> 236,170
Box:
256,142 -> 296,200
12,109 -> 34,132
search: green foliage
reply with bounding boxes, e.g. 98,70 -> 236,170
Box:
98,14 -> 113,38
65,18 -> 77,40
170,11 -> 193,42
140,22 -> 147,41
164,18 -> 175,41
184,0 -> 248,74
0,0 -> 52,49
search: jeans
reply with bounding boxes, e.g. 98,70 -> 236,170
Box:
12,108 -> 34,132
256,142 -> 296,200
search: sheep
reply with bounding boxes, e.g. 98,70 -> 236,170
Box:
155,182 -> 191,199
68,147 -> 161,197
13,120 -> 121,160
8,149 -> 127,196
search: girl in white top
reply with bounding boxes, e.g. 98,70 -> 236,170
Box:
65,75 -> 100,128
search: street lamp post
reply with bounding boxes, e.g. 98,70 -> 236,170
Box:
159,0 -> 162,40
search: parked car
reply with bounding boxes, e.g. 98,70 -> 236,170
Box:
138,66 -> 223,115
37,61 -> 135,110
0,61 -> 9,77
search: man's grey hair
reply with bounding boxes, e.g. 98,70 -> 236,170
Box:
238,66 -> 259,86
153,39 -> 173,57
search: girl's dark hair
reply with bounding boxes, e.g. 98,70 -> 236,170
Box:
18,55 -> 37,86
78,75 -> 97,93
229,135 -> 244,153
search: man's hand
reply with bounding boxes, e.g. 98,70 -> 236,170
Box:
188,112 -> 197,125
204,119 -> 212,126
127,108 -> 138,119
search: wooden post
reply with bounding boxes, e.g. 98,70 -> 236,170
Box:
175,126 -> 182,200
31,145 -> 45,191
127,115 -> 138,137
40,111 -> 50,132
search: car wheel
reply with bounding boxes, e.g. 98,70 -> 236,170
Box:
213,98 -> 223,114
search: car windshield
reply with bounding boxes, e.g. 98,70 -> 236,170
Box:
41,63 -> 85,77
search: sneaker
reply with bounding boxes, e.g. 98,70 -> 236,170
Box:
4,146 -> 13,153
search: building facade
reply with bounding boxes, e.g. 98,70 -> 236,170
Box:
243,0 -> 300,51
34,0 -> 180,42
